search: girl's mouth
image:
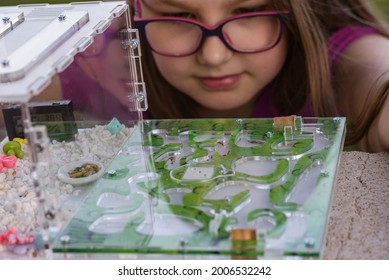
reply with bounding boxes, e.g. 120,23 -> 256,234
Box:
198,74 -> 241,90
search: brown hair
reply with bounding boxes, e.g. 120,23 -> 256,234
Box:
346,73 -> 389,147
132,0 -> 389,142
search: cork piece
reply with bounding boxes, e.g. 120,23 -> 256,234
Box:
273,115 -> 296,129
230,229 -> 257,260
230,229 -> 257,241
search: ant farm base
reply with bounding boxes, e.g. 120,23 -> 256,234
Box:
52,116 -> 346,258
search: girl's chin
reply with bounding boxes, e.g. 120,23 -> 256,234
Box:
194,101 -> 254,118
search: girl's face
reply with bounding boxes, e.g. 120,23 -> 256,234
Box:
139,0 -> 288,117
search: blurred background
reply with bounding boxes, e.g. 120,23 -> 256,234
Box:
374,0 -> 389,20
0,0 -> 388,21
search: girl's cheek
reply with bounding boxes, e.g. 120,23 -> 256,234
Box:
153,55 -> 188,78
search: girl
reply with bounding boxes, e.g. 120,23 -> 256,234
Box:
131,0 -> 389,152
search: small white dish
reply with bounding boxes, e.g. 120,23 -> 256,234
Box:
57,160 -> 105,186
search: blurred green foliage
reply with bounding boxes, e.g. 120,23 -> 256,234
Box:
374,0 -> 389,21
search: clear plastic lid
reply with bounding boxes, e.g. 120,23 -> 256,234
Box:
0,1 -> 146,122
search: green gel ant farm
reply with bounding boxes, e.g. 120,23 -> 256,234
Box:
52,116 -> 346,259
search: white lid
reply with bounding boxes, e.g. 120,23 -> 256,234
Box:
0,1 -> 131,103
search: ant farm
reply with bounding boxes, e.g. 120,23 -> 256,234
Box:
51,116 -> 346,259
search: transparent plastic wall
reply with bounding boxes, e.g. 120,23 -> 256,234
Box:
0,1 -> 145,257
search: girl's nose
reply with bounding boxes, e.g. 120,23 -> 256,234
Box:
196,36 -> 233,66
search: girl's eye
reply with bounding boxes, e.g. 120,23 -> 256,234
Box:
234,6 -> 264,14
162,12 -> 196,19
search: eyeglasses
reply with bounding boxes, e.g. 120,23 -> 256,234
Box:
134,11 -> 289,57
